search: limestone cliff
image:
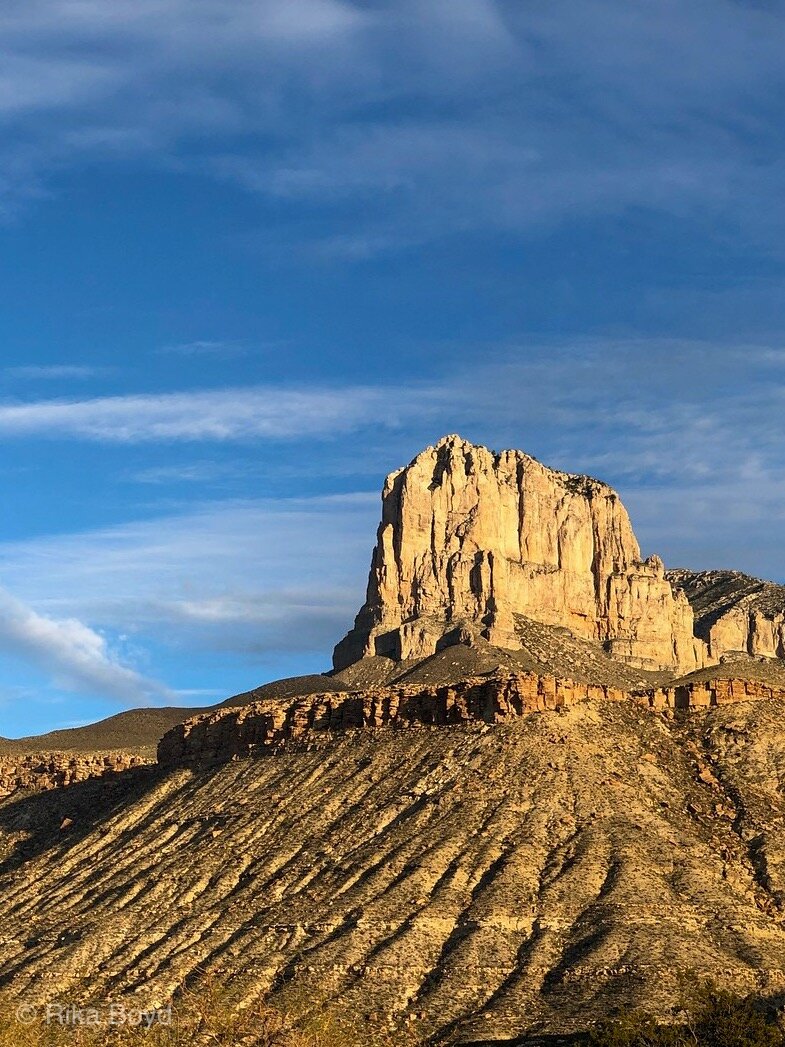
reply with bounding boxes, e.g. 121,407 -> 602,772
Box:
334,435 -> 706,673
669,568 -> 785,661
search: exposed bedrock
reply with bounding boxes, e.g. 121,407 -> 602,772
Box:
7,701 -> 785,1043
157,673 -> 785,768
669,568 -> 785,662
334,435 -> 707,674
0,751 -> 152,797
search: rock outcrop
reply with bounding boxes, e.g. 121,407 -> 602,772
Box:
0,751 -> 151,797
335,435 -> 706,673
158,668 -> 785,768
669,568 -> 785,661
158,675 -> 632,766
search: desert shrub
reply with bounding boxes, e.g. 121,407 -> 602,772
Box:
0,973 -> 425,1047
0,989 -> 296,1047
589,1009 -> 682,1047
683,983 -> 783,1047
590,982 -> 783,1047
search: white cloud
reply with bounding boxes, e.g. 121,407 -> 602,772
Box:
0,385 -> 404,441
0,495 -> 379,659
0,586 -> 173,704
1,0 -> 784,246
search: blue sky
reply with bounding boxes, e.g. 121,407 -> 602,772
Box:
2,0 -> 785,736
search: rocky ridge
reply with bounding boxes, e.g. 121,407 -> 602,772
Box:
158,668 -> 785,768
669,568 -> 785,661
158,674 -> 632,766
334,435 -> 706,675
0,751 -> 152,798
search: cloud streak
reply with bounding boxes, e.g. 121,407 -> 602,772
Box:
0,385 -> 401,441
0,586 -> 173,704
158,341 -> 249,358
5,365 -> 110,380
0,495 -> 379,659
0,341 -> 781,487
2,339 -> 785,571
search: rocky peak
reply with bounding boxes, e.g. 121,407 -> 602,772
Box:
334,435 -> 707,673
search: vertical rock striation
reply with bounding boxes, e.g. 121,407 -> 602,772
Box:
668,568 -> 785,661
334,435 -> 706,673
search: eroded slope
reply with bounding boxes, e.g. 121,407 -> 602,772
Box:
2,701 -> 785,1043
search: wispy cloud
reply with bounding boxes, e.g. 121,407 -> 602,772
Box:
0,494 -> 378,659
0,385 -> 403,441
126,461 -> 252,485
1,1 -> 785,249
0,586 -> 173,704
2,338 -> 785,556
4,365 -> 110,380
158,341 -> 249,358
0,343 -> 783,512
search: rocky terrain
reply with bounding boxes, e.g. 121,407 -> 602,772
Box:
156,666 -> 785,768
669,568 -> 785,662
4,435 -> 785,1044
4,699 -> 785,1044
0,751 -> 152,798
157,673 -> 634,766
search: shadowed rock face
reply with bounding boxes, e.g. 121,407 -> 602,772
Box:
334,435 -> 706,674
669,568 -> 785,662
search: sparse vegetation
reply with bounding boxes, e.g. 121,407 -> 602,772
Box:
590,982 -> 784,1047
0,973 -> 425,1047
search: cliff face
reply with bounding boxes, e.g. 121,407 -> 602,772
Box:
158,672 -> 785,769
669,568 -> 785,662
334,435 -> 705,673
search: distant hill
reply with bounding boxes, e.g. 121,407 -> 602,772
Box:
216,673 -> 352,708
0,706 -> 204,756
0,674 -> 353,754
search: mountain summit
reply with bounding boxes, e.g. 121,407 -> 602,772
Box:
334,435 -> 705,673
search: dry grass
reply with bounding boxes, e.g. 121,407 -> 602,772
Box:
0,974 -> 427,1047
